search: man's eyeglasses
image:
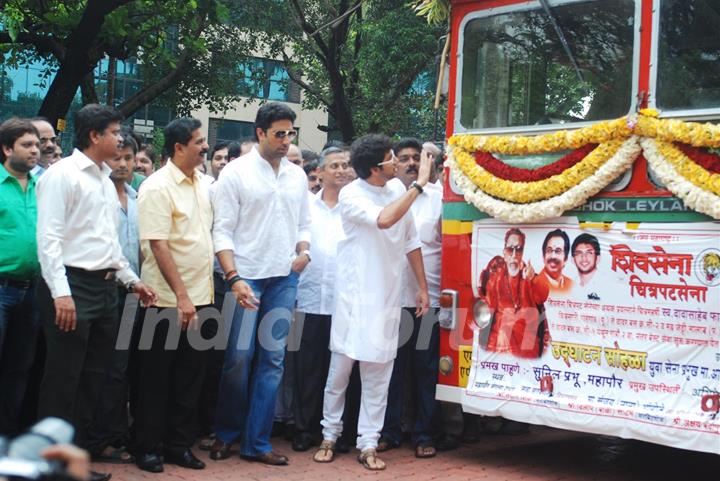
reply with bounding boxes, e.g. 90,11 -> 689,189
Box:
269,129 -> 298,140
573,250 -> 596,258
545,247 -> 565,256
377,151 -> 397,166
504,245 -> 524,255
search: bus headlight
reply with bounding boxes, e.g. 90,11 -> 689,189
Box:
473,298 -> 493,329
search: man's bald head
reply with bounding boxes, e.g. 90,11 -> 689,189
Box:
287,143 -> 303,166
32,119 -> 57,168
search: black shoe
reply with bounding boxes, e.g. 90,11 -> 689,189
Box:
165,448 -> 206,470
90,471 -> 112,481
292,432 -> 313,452
136,453 -> 163,473
436,434 -> 459,452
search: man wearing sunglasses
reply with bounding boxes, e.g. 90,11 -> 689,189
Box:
211,102 -> 311,466
540,229 -> 574,294
312,134 -> 431,471
481,228 -> 549,358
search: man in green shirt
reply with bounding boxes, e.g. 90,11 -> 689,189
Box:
0,117 -> 41,436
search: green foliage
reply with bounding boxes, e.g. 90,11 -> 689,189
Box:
409,0 -> 451,25
232,0 -> 446,140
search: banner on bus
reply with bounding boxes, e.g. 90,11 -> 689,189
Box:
463,218 -> 720,454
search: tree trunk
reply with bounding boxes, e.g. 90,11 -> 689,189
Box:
117,51 -> 191,118
80,71 -> 99,105
37,0 -> 132,123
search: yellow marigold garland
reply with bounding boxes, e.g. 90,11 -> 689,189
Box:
447,111 -> 720,220
449,117 -> 631,154
453,140 -> 623,203
653,141 -> 720,196
634,115 -> 720,149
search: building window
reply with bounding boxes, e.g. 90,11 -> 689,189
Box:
236,58 -> 301,103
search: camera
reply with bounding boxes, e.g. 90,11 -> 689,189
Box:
0,418 -> 76,480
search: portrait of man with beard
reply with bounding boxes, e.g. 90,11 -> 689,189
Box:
478,228 -> 550,359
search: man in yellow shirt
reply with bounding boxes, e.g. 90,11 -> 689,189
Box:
135,117 -> 214,473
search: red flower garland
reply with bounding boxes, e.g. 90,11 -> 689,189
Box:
474,144 -> 598,182
675,143 -> 720,175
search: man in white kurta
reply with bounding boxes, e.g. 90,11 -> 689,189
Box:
314,134 -> 431,471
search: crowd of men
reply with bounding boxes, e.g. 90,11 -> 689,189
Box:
0,101 -> 492,481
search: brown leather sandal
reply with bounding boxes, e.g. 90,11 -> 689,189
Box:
313,440 -> 335,463
357,448 -> 386,470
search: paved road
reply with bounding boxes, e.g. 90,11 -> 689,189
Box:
96,426 -> 719,481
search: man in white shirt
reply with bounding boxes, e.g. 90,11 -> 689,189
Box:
211,102 -> 311,466
312,134 -> 431,471
378,138 -> 442,458
291,146 -> 351,452
35,104 -> 156,472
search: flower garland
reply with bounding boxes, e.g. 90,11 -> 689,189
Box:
475,144 -> 598,182
676,143 -> 720,174
634,114 -> 720,149
652,141 -> 720,196
447,111 -> 720,221
447,138 -> 641,223
449,117 -> 631,155
454,140 -> 625,203
641,138 -> 720,219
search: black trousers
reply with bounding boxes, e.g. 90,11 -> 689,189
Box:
38,270 -> 118,448
85,289 -> 138,454
196,272 -> 227,436
292,313 -> 361,442
133,307 -> 207,453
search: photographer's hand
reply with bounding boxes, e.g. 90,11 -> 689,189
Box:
41,444 -> 90,481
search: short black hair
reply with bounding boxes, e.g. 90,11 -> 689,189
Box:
0,118 -> 39,162
163,117 -> 202,158
119,125 -> 138,154
74,104 -> 124,150
393,137 -> 422,154
138,144 -> 158,163
210,140 -> 230,159
119,133 -> 138,154
542,229 -> 571,260
350,134 -> 392,180
227,141 -> 242,159
303,159 -> 320,175
572,233 -> 601,256
322,139 -> 346,151
254,102 -> 296,140
301,149 -> 319,163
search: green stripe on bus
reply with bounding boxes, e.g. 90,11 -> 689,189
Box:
442,199 -> 713,223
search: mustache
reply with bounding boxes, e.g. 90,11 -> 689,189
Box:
406,166 -> 418,174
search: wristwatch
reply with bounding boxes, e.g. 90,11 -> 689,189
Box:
300,249 -> 312,262
410,181 -> 424,194
126,281 -> 136,293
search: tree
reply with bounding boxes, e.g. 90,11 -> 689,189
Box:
236,0 -> 445,142
0,0 -> 240,124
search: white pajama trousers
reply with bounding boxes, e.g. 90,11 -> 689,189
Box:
320,351 -> 394,451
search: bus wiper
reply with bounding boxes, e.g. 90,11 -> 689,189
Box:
539,0 -> 585,82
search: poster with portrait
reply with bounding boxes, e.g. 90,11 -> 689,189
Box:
462,217 -> 720,454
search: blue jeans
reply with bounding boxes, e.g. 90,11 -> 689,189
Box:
381,308 -> 440,446
0,281 -> 39,435
214,272 -> 298,456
